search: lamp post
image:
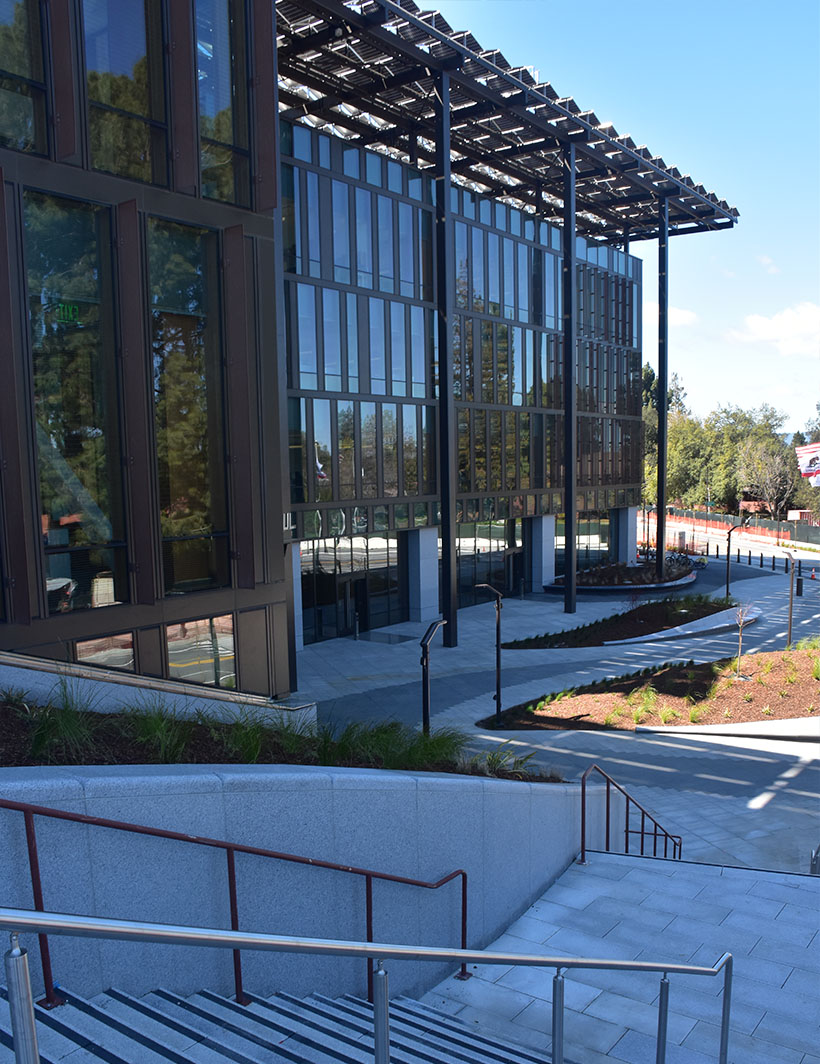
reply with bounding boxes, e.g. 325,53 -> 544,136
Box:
725,517 -> 749,600
419,619 -> 447,736
476,583 -> 503,724
784,550 -> 795,647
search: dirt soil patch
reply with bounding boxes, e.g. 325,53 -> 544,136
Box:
479,647 -> 820,731
503,595 -> 732,649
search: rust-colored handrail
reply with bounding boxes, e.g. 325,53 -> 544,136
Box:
580,764 -> 682,864
0,796 -> 469,1007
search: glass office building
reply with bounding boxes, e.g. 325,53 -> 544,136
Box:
0,0 -> 736,692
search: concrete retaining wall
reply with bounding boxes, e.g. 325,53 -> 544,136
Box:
0,765 -> 617,1000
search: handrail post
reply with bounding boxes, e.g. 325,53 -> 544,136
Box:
366,875 -> 374,1003
226,848 -> 247,1005
372,961 -> 391,1064
655,973 -> 669,1064
640,810 -> 646,856
719,955 -> 733,1064
551,968 -> 564,1064
454,872 -> 470,980
624,800 -> 630,854
579,773 -> 587,864
4,933 -> 40,1064
605,779 -> 611,852
23,811 -> 62,1007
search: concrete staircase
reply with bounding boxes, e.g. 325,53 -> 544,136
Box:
0,984 -> 553,1063
2,852 -> 817,1063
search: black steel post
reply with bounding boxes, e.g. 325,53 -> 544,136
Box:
419,620 -> 446,735
421,643 -> 431,736
562,143 -> 577,614
476,583 -> 503,721
656,198 -> 669,580
433,71 -> 458,647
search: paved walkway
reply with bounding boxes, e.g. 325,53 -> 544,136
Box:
294,562 -> 820,876
422,851 -> 820,1064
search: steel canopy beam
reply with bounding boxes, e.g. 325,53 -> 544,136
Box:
433,71 -> 458,648
656,198 -> 669,580
563,142 -> 577,615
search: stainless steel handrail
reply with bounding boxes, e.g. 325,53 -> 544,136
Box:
1,907 -> 732,1064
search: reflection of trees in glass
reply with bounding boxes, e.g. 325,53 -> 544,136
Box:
0,0 -> 45,151
84,0 -> 166,182
149,220 -> 227,543
24,192 -> 123,546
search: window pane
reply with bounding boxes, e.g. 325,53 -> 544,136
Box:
24,191 -> 129,614
149,218 -> 229,594
83,0 -> 167,183
195,0 -> 249,205
377,195 -> 393,292
338,400 -> 355,497
166,614 -> 235,687
332,180 -> 350,283
390,301 -> 406,396
313,398 -> 332,501
355,187 -> 373,288
0,0 -> 46,152
297,283 -> 317,388
402,406 -> 417,495
322,287 -> 341,389
361,402 -> 377,496
77,632 -> 134,670
369,297 -> 385,394
383,404 -> 397,496
288,397 -> 306,503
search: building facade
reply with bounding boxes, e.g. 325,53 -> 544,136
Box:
0,0 -> 735,696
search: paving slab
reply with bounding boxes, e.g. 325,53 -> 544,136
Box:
426,851 -> 820,1063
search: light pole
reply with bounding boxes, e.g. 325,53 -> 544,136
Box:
419,619 -> 447,736
476,583 -> 503,724
784,550 -> 795,647
725,517 -> 749,600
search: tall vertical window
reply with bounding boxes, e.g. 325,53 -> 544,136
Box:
332,180 -> 350,284
83,0 -> 167,183
148,219 -> 229,594
195,0 -> 250,205
0,0 -> 46,152
23,192 -> 128,614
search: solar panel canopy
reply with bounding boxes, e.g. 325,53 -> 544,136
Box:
276,0 -> 738,243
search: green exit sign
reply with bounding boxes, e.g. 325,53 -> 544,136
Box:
56,302 -> 80,323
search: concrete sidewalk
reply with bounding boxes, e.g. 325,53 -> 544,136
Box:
294,562 -> 820,875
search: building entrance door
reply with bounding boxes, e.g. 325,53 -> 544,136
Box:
338,574 -> 368,637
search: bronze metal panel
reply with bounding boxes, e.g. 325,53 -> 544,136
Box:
136,625 -> 165,678
116,200 -> 158,605
0,171 -> 33,623
234,608 -> 269,694
49,0 -> 78,160
223,224 -> 255,589
168,0 -> 198,194
251,0 -> 277,212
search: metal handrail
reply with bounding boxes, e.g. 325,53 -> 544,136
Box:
580,764 -> 683,863
0,797 -> 468,1008
1,907 -> 733,1064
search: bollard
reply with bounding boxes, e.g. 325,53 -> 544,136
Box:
4,934 -> 40,1064
772,555 -> 776,571
373,963 -> 391,1064
716,545 -> 719,559
796,577 -> 804,597
798,559 -> 802,576
736,548 -> 740,563
748,550 -> 751,565
760,552 -> 763,568
785,557 -> 789,573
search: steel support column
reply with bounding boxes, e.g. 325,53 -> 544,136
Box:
562,143 -> 577,614
434,72 -> 458,646
656,199 -> 669,579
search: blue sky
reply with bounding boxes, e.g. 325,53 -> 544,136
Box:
429,0 -> 820,433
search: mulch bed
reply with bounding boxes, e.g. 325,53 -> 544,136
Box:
478,648 -> 820,731
503,596 -> 731,649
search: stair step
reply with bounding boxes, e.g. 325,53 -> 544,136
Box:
193,989 -> 374,1064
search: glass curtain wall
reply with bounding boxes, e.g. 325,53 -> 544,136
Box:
194,0 -> 250,205
23,191 -> 128,614
82,0 -> 167,183
148,218 -> 230,594
0,0 -> 46,152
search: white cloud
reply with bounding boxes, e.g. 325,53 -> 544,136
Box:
644,302 -> 699,329
756,254 -> 780,275
727,301 -> 820,358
